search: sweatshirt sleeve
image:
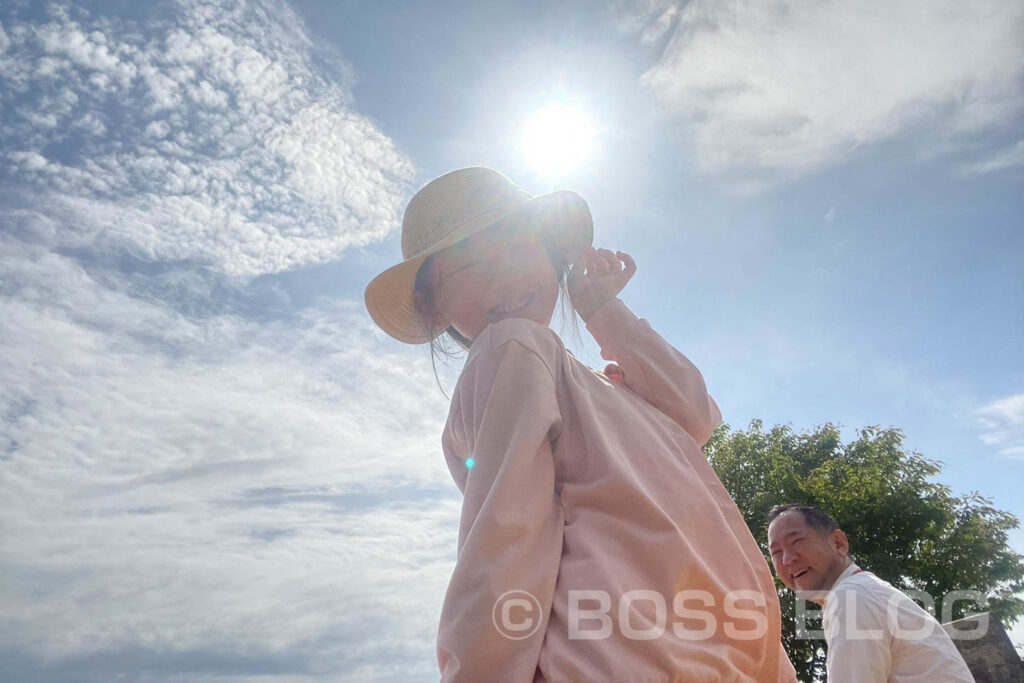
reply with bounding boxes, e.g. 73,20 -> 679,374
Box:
585,298 -> 722,446
437,324 -> 565,682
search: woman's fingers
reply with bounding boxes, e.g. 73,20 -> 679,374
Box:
578,246 -> 635,280
584,248 -> 615,275
596,248 -> 617,272
617,251 -> 637,278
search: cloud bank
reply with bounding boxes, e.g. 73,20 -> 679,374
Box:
1,1 -> 457,680
0,230 -> 455,679
623,0 -> 1024,181
0,0 -> 414,277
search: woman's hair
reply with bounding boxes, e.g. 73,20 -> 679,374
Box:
412,218 -> 581,396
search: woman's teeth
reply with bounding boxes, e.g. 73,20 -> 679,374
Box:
491,295 -> 531,316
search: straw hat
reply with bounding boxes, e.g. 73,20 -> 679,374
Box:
365,167 -> 593,344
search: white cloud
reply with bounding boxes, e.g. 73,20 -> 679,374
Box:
611,0 -> 681,44
0,0 -> 414,277
958,139 -> 1024,176
976,393 -> 1024,458
0,1 -> 466,679
0,227 -> 457,680
631,0 -> 1024,180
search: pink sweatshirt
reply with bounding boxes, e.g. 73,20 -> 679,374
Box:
438,299 -> 797,682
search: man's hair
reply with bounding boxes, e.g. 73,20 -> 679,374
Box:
767,503 -> 840,533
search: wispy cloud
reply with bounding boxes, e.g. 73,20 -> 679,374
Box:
976,393 -> 1024,458
958,139 -> 1024,176
0,0 -> 414,277
0,223 -> 456,680
611,0 -> 681,45
622,0 -> 1024,182
0,1 -> 458,680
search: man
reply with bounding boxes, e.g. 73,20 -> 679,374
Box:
766,504 -> 974,682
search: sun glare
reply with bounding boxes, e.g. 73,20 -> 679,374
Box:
523,105 -> 594,178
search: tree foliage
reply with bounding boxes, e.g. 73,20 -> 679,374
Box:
704,420 -> 1024,682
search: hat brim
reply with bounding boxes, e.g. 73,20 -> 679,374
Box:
365,189 -> 593,344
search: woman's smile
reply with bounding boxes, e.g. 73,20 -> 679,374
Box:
488,293 -> 535,319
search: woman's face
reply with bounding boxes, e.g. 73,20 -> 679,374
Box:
431,219 -> 560,343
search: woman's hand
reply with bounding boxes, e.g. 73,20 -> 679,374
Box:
567,246 -> 637,322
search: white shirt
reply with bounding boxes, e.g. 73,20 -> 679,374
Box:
821,563 -> 974,682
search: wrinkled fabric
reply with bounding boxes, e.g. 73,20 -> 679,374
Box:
823,564 -> 974,682
438,299 -> 796,682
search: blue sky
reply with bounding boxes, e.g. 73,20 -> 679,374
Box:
1,0 -> 1021,680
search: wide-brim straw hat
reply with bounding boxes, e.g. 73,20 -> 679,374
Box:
365,167 -> 593,344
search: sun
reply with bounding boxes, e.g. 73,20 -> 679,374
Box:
522,105 -> 594,178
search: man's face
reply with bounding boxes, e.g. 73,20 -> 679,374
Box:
768,510 -> 850,600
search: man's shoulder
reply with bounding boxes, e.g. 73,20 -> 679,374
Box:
835,570 -> 900,594
827,571 -> 944,632
848,571 -> 916,605
826,572 -> 901,617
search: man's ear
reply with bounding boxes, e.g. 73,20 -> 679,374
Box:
830,529 -> 850,557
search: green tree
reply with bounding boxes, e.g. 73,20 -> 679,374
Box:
704,420 -> 1024,682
